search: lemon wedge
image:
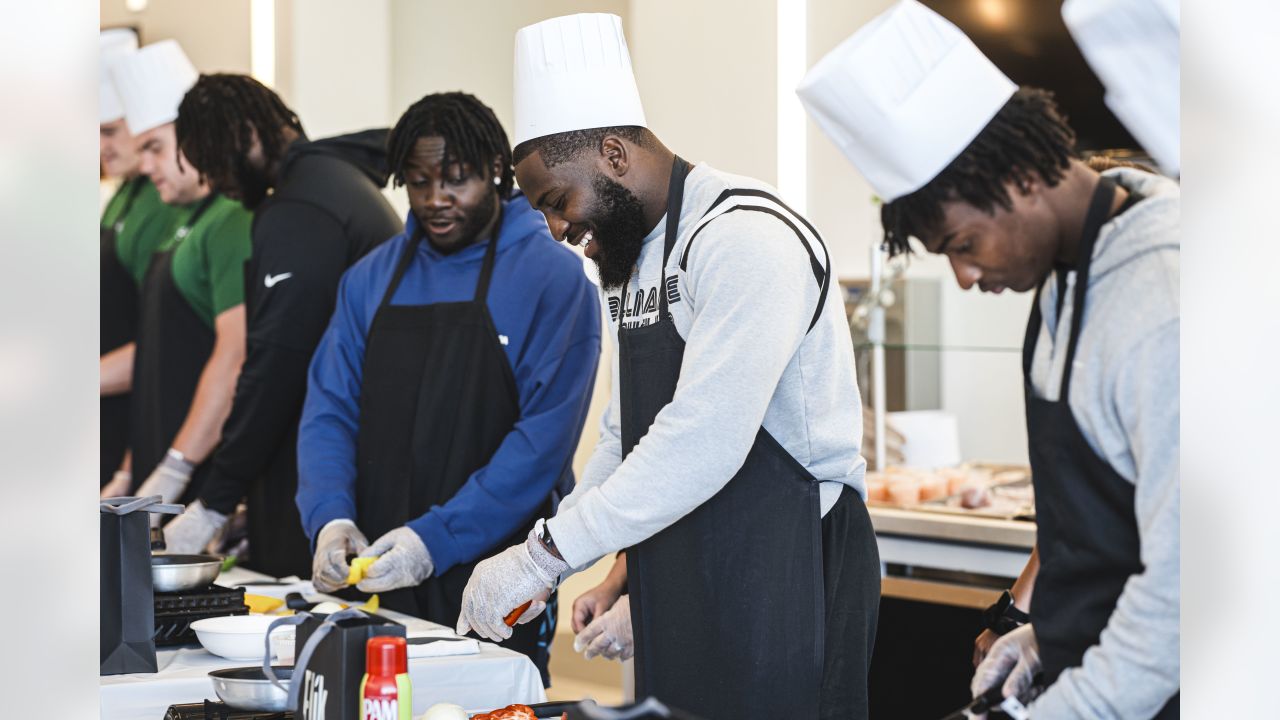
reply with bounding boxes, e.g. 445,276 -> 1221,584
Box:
244,594 -> 285,614
347,556 -> 376,585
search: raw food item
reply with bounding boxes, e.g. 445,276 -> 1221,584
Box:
311,601 -> 346,614
919,474 -> 948,501
347,555 -> 376,585
419,703 -> 468,720
864,473 -> 889,503
886,476 -> 922,506
960,484 -> 992,509
471,705 -> 537,720
357,594 -> 380,613
938,467 -> 969,496
244,593 -> 285,614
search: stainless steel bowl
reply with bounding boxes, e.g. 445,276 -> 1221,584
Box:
209,666 -> 293,712
151,553 -> 221,592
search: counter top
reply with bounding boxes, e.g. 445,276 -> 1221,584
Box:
869,506 -> 1036,550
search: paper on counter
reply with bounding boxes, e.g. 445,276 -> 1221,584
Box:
407,628 -> 481,659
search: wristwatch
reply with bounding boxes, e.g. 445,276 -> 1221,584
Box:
982,589 -> 1030,635
535,518 -> 563,561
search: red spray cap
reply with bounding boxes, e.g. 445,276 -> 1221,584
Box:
366,635 -> 408,676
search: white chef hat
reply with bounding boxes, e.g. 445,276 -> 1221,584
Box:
99,28 -> 138,124
796,0 -> 1015,202
110,39 -> 198,136
1063,0 -> 1180,175
512,13 -> 647,148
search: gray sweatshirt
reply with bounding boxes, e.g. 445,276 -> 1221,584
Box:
547,162 -> 865,569
1028,167 -> 1180,718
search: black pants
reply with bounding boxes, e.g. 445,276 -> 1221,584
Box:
820,486 -> 881,720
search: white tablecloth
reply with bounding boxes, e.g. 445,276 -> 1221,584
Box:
100,567 -> 546,718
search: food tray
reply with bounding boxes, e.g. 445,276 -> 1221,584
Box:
913,478 -> 1036,521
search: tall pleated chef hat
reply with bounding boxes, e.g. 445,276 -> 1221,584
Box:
110,39 -> 198,136
796,0 -> 1015,202
99,29 -> 138,124
512,13 -> 646,148
1063,0 -> 1180,175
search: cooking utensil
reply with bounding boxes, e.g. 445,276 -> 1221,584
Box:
191,615 -> 290,660
151,553 -> 222,592
939,685 -> 1030,720
209,665 -> 293,712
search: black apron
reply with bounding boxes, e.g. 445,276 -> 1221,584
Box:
623,159 -> 863,719
1024,176 -> 1178,718
354,223 -> 555,680
101,178 -> 145,486
128,195 -> 219,502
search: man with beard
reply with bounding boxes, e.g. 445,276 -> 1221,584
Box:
798,2 -> 1179,716
457,15 -> 879,720
296,92 -> 599,682
156,75 -> 402,577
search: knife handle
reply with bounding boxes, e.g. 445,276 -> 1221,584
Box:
504,601 -> 533,626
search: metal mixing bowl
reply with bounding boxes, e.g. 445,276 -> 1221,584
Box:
151,553 -> 222,592
209,666 -> 293,712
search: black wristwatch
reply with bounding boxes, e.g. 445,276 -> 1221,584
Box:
982,590 -> 1030,635
536,518 -> 563,561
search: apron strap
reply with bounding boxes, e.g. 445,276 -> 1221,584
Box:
175,193 -> 219,240
1058,176 -> 1118,401
379,228 -> 424,308
680,188 -> 831,333
111,176 -> 147,230
473,204 -> 505,304
656,156 -> 692,322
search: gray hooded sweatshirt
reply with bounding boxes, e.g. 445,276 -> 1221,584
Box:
1028,167 -> 1180,718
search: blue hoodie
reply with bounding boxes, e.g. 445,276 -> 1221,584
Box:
296,195 -> 601,574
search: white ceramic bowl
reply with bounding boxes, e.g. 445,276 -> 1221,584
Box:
190,615 -> 291,661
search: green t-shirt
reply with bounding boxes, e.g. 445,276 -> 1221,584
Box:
101,176 -> 183,286
159,194 -> 253,328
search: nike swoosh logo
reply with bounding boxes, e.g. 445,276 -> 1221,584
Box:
264,272 -> 293,288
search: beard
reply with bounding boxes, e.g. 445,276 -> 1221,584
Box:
589,172 -> 652,291
232,155 -> 273,210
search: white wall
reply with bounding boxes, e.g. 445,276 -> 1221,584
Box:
388,0 -> 629,137
286,0 -> 393,139
628,0 -> 779,184
101,0 -> 252,73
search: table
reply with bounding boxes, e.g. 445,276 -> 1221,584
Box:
100,567 -> 546,718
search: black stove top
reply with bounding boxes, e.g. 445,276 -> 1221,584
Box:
163,700 -> 292,719
154,584 -> 248,647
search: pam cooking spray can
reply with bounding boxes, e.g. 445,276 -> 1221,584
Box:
359,635 -> 411,720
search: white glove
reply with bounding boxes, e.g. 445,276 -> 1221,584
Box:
357,527 -> 434,592
101,470 -> 132,499
574,594 -> 633,660
971,624 -> 1041,704
311,519 -> 369,592
162,499 -> 229,554
456,530 -> 567,642
138,450 -> 194,526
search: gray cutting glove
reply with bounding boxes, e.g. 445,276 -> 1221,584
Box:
137,450 -> 194,527
162,499 -> 229,554
971,624 -> 1041,706
311,519 -> 369,592
456,527 -> 566,642
575,594 -> 634,661
356,527 -> 434,593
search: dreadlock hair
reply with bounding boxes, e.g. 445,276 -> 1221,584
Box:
881,87 -> 1077,257
175,73 -> 304,187
512,126 -> 653,168
387,92 -> 514,200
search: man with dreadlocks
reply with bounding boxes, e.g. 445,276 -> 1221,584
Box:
160,74 -> 402,577
800,2 -> 1179,717
296,91 -> 600,681
460,15 -> 878,719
